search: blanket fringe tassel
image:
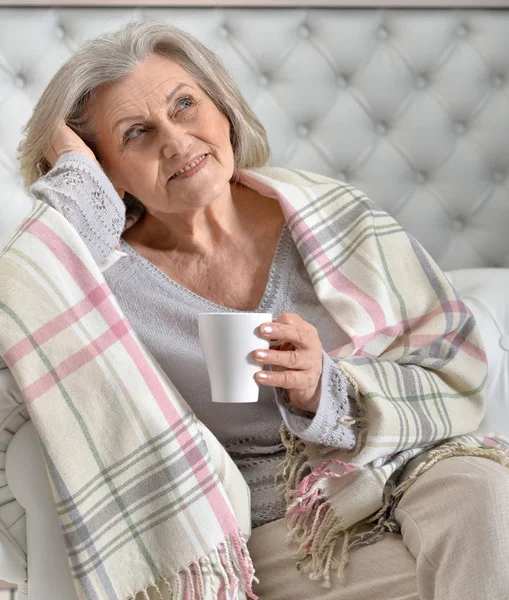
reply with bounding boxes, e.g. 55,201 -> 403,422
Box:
126,528 -> 259,600
276,424 -> 509,589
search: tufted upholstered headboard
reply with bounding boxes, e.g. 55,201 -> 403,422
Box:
0,6 -> 508,269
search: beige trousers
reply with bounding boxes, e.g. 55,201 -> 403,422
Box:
247,456 -> 509,599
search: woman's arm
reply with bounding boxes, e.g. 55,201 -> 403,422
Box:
31,151 -> 126,266
254,181 -> 487,466
275,353 -> 362,451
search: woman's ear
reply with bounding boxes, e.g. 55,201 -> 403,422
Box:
101,162 -> 125,199
98,164 -> 125,199
115,187 -> 126,200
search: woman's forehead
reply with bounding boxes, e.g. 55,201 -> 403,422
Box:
106,56 -> 196,100
92,56 -> 199,126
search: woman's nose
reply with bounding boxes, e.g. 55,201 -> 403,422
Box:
160,123 -> 192,159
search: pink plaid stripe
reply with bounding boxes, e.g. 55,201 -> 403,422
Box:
22,317 -> 131,403
19,215 -> 239,531
4,281 -> 111,367
238,174 -> 386,332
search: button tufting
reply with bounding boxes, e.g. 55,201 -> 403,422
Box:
415,76 -> 427,89
493,170 -> 505,183
377,26 -> 389,40
492,74 -> 504,88
336,74 -> 348,89
456,24 -> 468,38
258,74 -> 269,87
55,25 -> 65,40
218,25 -> 229,39
500,335 -> 509,352
376,122 -> 387,135
415,172 -> 426,184
297,124 -> 310,138
298,24 -> 310,39
14,75 -> 25,88
454,122 -> 466,135
451,218 -> 465,232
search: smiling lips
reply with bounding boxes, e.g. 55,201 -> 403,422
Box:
169,154 -> 208,180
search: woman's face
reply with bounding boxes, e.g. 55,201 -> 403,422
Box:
90,53 -> 235,214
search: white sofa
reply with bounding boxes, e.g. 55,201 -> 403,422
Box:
0,5 -> 508,599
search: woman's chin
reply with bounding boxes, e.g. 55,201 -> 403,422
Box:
166,174 -> 232,207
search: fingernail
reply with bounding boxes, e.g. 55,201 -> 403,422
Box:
256,372 -> 269,380
261,325 -> 273,334
255,350 -> 268,359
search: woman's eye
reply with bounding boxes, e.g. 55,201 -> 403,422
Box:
122,97 -> 193,144
124,127 -> 145,142
176,97 -> 193,112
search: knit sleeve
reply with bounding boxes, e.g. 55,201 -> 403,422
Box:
30,152 -> 126,265
275,350 -> 363,450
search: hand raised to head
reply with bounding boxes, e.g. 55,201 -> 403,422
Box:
44,120 -> 100,169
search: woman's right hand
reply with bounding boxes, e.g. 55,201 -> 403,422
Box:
44,121 -> 100,168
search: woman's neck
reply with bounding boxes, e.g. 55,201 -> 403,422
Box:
123,182 -> 278,257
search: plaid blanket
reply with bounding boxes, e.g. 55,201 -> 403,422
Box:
238,167 -> 509,587
2,165 -> 509,596
0,201 -> 257,600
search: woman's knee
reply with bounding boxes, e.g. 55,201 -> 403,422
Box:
450,456 -> 509,521
398,455 -> 509,527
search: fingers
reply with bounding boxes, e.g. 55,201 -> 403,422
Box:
255,313 -> 323,412
44,120 -> 99,168
259,313 -> 317,349
255,367 -> 315,390
253,347 -> 313,370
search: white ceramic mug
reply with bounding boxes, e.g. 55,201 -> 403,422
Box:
198,312 -> 272,403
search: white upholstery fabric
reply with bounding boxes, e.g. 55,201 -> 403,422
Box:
0,7 -> 508,269
0,6 -> 508,596
0,370 -> 28,579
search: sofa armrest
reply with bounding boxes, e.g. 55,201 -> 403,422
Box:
0,524 -> 26,586
0,368 -> 28,586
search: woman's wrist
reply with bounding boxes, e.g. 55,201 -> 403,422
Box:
53,148 -> 100,169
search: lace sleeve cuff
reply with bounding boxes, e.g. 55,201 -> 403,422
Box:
275,350 -> 361,450
30,152 -> 126,266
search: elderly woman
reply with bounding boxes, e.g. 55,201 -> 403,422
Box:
18,21 -> 509,600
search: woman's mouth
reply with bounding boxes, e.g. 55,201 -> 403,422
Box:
169,154 -> 208,180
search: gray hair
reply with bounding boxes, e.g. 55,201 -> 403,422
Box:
18,20 -> 270,192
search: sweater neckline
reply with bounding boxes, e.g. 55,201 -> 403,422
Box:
119,223 -> 292,313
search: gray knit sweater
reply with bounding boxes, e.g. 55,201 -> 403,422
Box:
31,153 -> 362,528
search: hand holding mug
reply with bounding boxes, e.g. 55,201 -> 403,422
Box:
253,312 -> 323,413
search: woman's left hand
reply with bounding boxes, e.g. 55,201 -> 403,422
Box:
254,312 -> 323,413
